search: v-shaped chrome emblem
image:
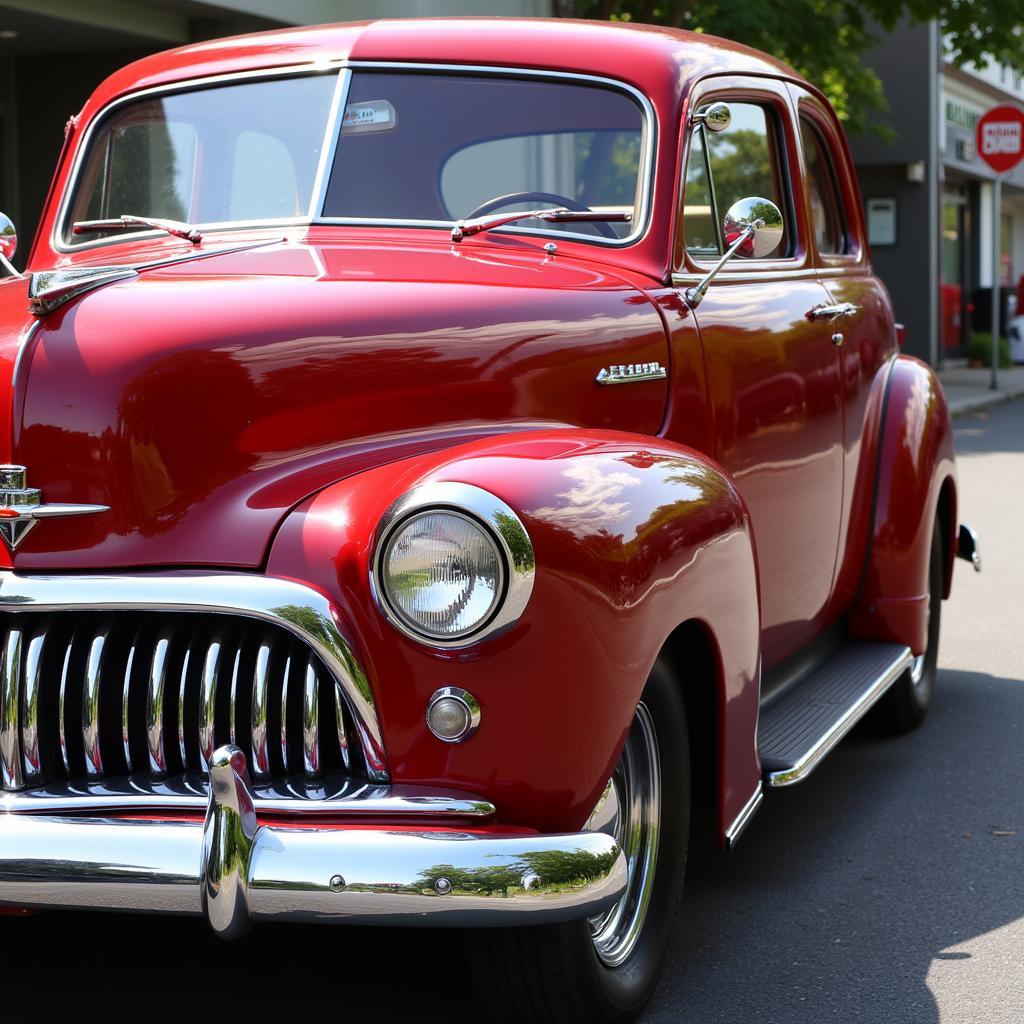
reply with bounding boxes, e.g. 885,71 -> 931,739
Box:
0,465 -> 109,551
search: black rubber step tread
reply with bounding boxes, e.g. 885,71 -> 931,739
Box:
758,641 -> 911,785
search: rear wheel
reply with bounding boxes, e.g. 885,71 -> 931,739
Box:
870,516 -> 944,733
470,657 -> 689,1024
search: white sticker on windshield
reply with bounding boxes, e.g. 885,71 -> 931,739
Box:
341,100 -> 396,134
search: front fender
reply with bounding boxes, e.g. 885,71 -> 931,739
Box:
267,429 -> 761,837
850,356 -> 957,652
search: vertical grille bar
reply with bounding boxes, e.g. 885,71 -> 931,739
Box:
199,640 -> 221,771
177,648 -> 192,770
82,632 -> 106,778
302,659 -> 320,778
122,641 -> 137,772
21,630 -> 46,784
0,628 -> 24,790
229,647 -> 242,746
280,653 -> 291,774
334,681 -> 351,772
146,635 -> 170,777
58,641 -> 74,775
251,641 -> 271,780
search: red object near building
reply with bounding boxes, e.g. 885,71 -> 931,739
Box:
0,19 -> 978,1022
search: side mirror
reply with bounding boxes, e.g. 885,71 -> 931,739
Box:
684,196 -> 784,308
722,197 -> 784,259
0,212 -> 17,277
0,211 -> 17,262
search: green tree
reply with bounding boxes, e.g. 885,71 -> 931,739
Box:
554,1 -> 1024,134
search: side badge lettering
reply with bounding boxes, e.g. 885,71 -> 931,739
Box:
596,362 -> 667,386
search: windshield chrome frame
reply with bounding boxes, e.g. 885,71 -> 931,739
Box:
54,61 -> 656,254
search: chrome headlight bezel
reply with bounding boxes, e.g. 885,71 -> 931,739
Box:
370,481 -> 536,648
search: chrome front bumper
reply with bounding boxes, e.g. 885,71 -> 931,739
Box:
0,745 -> 626,937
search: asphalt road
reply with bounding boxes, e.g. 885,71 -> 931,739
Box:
2,400 -> 1020,1023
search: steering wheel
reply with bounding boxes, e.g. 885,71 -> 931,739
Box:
463,191 -> 619,240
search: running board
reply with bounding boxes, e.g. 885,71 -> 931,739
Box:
758,642 -> 912,787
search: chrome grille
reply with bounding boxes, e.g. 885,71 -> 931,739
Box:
0,611 -> 367,792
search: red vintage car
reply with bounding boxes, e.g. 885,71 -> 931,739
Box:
0,17 -> 979,1023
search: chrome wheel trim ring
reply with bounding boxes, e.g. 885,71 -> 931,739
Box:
587,701 -> 661,968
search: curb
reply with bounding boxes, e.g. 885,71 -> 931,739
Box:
948,389 -> 1024,418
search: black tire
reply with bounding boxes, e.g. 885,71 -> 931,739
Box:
869,516 -> 944,733
469,656 -> 690,1024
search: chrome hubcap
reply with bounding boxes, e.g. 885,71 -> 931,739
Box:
586,701 -> 660,968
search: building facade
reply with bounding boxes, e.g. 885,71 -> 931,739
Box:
850,20 -> 1024,367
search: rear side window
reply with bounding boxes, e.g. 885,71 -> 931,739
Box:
680,101 -> 789,261
800,119 -> 846,255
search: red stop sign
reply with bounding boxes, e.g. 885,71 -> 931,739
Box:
976,104 -> 1024,174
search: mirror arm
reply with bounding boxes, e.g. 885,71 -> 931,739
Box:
684,221 -> 758,309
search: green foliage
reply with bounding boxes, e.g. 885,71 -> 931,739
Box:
967,331 -> 1012,368
554,1 -> 1024,136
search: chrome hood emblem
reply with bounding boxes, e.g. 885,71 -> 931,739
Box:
0,465 -> 109,551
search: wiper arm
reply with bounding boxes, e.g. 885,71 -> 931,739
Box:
73,214 -> 202,245
451,208 -> 631,243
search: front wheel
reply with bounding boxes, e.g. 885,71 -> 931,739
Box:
470,656 -> 690,1024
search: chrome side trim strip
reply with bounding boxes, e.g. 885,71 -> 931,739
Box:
0,629 -> 23,790
0,745 -> 624,931
724,783 -> 763,849
765,646 -> 912,787
0,571 -> 389,782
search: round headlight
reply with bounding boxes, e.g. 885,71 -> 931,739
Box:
379,509 -> 504,641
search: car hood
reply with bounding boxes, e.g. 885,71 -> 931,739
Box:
1,236 -> 664,570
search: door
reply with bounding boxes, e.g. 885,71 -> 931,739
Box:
673,79 -> 844,668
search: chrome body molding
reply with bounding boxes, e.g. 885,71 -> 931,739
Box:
0,570 -> 389,782
0,774 -> 495,818
0,744 -> 626,933
723,782 -> 763,849
371,481 -> 536,649
765,646 -> 912,787
595,362 -> 667,386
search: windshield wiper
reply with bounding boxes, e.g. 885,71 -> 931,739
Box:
450,208 -> 631,243
73,214 -> 202,245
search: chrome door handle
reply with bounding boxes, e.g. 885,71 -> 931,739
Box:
808,302 -> 859,322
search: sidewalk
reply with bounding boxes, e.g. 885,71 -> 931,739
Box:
937,363 -> 1024,417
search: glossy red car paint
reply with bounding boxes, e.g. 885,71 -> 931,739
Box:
0,18 -> 961,846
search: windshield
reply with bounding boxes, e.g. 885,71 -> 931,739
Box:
63,69 -> 649,247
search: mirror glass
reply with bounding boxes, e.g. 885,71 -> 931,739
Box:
0,211 -> 16,261
723,196 -> 783,259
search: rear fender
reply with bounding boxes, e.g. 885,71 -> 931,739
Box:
268,429 -> 761,841
850,356 -> 957,652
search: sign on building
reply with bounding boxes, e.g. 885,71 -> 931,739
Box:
975,104 -> 1024,174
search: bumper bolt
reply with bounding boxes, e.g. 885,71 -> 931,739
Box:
434,877 -> 452,895
330,874 -> 346,892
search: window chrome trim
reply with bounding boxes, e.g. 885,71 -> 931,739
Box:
54,61 -> 657,254
370,481 -> 536,650
0,570 -> 389,781
53,63 -> 348,254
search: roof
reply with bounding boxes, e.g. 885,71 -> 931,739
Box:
84,18 -> 804,116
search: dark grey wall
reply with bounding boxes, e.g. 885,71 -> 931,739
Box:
850,20 -> 936,364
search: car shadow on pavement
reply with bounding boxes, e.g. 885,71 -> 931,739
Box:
644,667 -> 1024,1023
1,669 -> 1019,1024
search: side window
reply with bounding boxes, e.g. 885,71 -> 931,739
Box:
800,119 -> 846,255
680,101 -> 788,261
